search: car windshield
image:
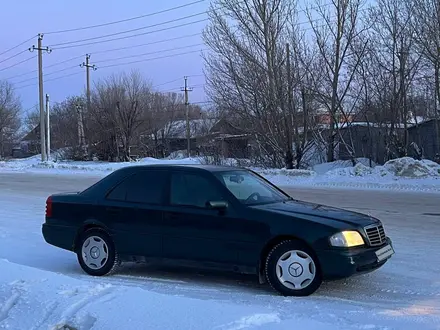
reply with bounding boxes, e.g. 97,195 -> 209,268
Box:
215,170 -> 290,205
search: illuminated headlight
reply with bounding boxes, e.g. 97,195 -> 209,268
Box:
330,231 -> 365,247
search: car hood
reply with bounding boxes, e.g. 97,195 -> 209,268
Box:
250,199 -> 379,227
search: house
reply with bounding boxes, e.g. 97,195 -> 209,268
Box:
148,118 -> 251,158
203,118 -> 251,158
318,122 -> 405,165
15,124 -> 41,157
0,127 -> 17,158
408,119 -> 440,161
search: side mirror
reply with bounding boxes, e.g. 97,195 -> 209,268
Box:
207,200 -> 228,210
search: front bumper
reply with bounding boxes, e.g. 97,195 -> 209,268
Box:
317,237 -> 394,280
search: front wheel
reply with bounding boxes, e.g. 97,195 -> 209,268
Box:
265,240 -> 322,296
76,228 -> 119,276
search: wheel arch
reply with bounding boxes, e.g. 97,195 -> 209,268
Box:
73,219 -> 111,251
258,235 -> 320,283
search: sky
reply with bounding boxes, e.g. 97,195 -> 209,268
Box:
0,0 -> 324,119
0,0 -> 211,114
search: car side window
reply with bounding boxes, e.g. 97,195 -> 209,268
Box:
170,172 -> 224,208
107,171 -> 167,205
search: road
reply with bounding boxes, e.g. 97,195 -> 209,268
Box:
0,172 -> 439,328
1,171 -> 439,215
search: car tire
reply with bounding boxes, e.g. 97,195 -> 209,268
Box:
76,228 -> 120,276
265,240 -> 322,296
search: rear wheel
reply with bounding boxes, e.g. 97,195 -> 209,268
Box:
265,240 -> 322,296
76,228 -> 119,276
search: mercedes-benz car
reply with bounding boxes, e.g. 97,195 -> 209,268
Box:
42,164 -> 394,296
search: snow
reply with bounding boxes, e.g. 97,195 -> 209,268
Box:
0,173 -> 440,329
1,155 -> 440,193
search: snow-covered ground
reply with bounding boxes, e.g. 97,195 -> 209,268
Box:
0,173 -> 439,329
1,155 -> 440,193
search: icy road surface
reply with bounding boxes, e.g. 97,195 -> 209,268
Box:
0,172 -> 439,329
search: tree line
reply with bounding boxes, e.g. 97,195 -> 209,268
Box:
202,0 -> 440,168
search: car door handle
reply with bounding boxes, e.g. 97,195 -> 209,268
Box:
164,212 -> 179,220
106,207 -> 121,215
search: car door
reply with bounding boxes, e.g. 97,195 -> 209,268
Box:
161,170 -> 253,267
101,169 -> 168,259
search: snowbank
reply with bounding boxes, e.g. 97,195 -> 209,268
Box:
1,155 -> 440,193
0,156 -> 202,173
0,258 -> 346,330
324,157 -> 440,179
383,157 -> 440,178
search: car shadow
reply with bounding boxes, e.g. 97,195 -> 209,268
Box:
62,260 -> 398,303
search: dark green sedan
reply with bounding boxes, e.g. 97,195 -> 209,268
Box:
42,164 -> 395,296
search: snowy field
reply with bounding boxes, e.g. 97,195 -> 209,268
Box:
1,155 -> 440,193
0,171 -> 439,329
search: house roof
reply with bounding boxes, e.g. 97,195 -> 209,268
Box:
408,118 -> 439,130
21,124 -> 40,142
157,118 -> 219,139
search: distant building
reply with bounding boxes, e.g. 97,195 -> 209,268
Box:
408,119 -> 440,161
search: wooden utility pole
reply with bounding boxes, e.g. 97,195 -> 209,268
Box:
285,43 -> 294,169
75,104 -> 86,147
29,34 -> 51,161
45,94 -> 50,160
80,54 -> 97,114
181,76 -> 193,157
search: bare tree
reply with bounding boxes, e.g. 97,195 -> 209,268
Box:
410,0 -> 440,154
306,0 -> 370,162
0,80 -> 21,158
368,0 -> 420,157
203,0 -> 299,168
89,71 -> 152,161
51,96 -> 86,150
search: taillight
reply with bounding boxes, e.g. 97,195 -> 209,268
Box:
46,196 -> 52,217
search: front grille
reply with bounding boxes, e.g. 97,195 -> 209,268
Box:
364,224 -> 386,246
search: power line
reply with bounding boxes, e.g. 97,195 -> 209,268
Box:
153,78 -> 184,88
51,18 -> 209,50
5,13 -> 360,82
9,3 -> 359,89
0,35 -> 37,57
12,45 -> 204,84
99,49 -> 207,69
4,34 -> 202,81
91,33 -> 201,55
43,0 -> 206,35
48,1 -> 336,47
0,55 -> 36,73
15,71 -> 83,90
4,54 -> 86,81
50,12 -> 207,47
152,74 -> 205,88
48,3 -> 344,51
13,65 -> 77,85
93,43 -> 204,64
14,49 -> 206,90
0,49 -> 28,65
45,55 -> 85,69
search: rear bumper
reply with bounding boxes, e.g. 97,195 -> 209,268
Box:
42,223 -> 77,252
317,237 -> 394,280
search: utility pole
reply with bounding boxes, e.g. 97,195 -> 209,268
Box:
29,33 -> 51,162
181,76 -> 193,157
79,54 -> 96,157
285,43 -> 294,169
75,104 -> 86,148
80,54 -> 97,114
45,94 -> 50,160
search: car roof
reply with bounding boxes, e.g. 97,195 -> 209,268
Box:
80,163 -> 252,197
120,163 -> 247,173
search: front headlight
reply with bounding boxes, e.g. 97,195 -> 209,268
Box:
330,231 -> 365,247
